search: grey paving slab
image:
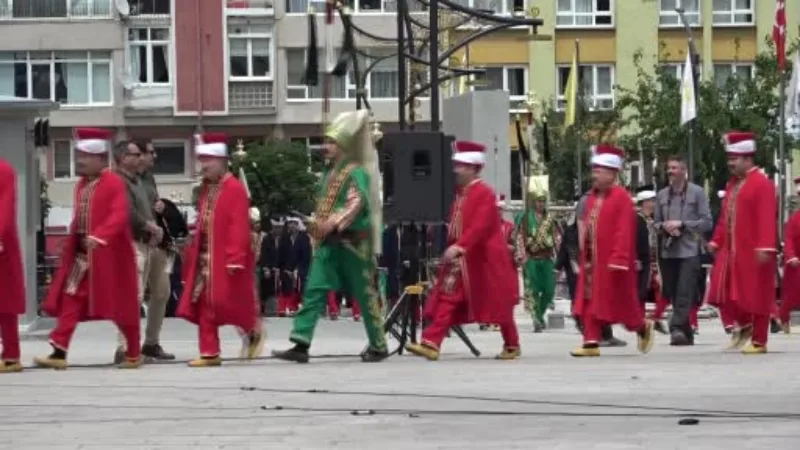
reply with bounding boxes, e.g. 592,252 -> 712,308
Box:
2,309 -> 800,450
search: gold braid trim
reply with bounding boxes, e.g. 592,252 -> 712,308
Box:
310,163 -> 357,242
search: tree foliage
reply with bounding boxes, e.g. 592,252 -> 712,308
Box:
231,140 -> 319,217
613,38 -> 796,210
534,101 -> 617,202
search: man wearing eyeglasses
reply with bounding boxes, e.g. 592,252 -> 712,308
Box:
111,140 -> 165,364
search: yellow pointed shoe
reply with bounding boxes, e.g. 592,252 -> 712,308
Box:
247,331 -> 267,360
570,346 -> 601,357
741,343 -> 767,355
118,356 -> 144,369
637,320 -> 656,354
782,322 -> 791,334
0,361 -> 23,374
726,325 -> 753,350
405,342 -> 440,361
33,356 -> 68,370
495,347 -> 521,360
188,356 -> 222,368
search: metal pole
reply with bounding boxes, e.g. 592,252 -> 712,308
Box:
397,0 -> 407,131
676,7 -> 700,181
779,69 -> 787,236
574,39 -> 582,195
429,0 -> 440,131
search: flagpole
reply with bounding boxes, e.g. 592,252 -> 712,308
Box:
574,39 -> 582,195
779,68 -> 787,236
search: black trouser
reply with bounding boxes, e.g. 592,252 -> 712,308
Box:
659,256 -> 701,337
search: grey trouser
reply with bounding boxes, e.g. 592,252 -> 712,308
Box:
659,256 -> 701,336
118,243 -> 171,348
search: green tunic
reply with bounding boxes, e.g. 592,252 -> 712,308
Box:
514,210 -> 557,326
288,160 -> 386,351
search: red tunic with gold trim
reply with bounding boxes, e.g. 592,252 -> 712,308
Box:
574,185 -> 642,328
707,168 -> 777,315
0,159 -> 24,315
177,173 -> 257,329
781,211 -> 800,312
41,170 -> 139,326
423,179 -> 518,324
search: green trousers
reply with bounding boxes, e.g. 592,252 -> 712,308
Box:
523,258 -> 556,324
289,240 -> 387,352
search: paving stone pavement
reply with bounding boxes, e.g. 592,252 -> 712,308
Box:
3,309 -> 800,450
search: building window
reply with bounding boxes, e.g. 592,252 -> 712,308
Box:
659,0 -> 700,27
127,28 -> 170,85
556,0 -> 613,28
149,140 -> 188,176
0,0 -> 112,18
228,23 -> 273,80
661,62 -> 702,80
53,140 -> 110,180
0,51 -> 112,106
473,66 -> 528,111
285,0 -> 427,14
713,62 -> 754,88
128,0 -> 170,15
556,64 -> 615,111
712,0 -> 754,26
287,48 -> 398,100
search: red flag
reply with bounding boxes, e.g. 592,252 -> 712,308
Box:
774,0 -> 787,72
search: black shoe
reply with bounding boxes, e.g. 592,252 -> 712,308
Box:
770,318 -> 782,334
360,348 -> 389,363
599,337 -> 628,347
113,347 -> 125,364
141,344 -> 176,361
272,345 -> 310,363
653,321 -> 669,335
669,331 -> 692,346
533,320 -> 545,333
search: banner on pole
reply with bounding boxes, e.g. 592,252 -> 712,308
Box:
680,50 -> 697,125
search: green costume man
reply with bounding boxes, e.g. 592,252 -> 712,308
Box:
514,185 -> 558,333
273,110 -> 388,363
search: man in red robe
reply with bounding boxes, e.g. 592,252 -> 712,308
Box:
481,194 -> 516,331
35,128 -> 142,370
406,141 -> 520,361
177,132 -> 264,367
707,131 -> 777,354
0,158 -> 25,373
571,144 -> 655,357
779,178 -> 800,334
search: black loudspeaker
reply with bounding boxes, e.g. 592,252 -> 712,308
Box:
381,131 -> 454,223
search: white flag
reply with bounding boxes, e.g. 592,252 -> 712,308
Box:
785,51 -> 800,118
680,50 -> 697,125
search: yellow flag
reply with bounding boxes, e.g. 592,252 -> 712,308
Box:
563,45 -> 578,129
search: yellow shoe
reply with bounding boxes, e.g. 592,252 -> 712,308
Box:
33,356 -> 68,370
741,343 -> 767,355
405,342 -> 440,361
247,331 -> 267,360
495,347 -> 521,360
118,356 -> 144,369
727,325 -> 753,350
188,356 -> 222,367
782,322 -> 791,334
637,320 -> 656,354
0,361 -> 23,373
570,346 -> 601,357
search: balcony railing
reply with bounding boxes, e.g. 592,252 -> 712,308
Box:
0,0 -> 113,19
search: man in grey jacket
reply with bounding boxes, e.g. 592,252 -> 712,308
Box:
653,155 -> 713,346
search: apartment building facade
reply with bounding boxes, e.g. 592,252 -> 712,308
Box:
0,0 -> 429,208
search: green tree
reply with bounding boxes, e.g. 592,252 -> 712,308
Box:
613,38 -> 796,211
534,101 -> 617,202
232,140 -> 319,217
